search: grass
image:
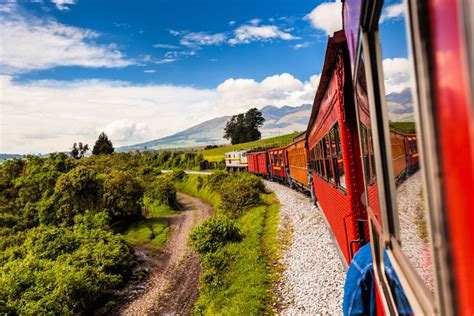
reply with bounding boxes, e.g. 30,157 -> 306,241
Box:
200,132 -> 301,162
389,121 -> 416,134
175,174 -> 281,315
122,197 -> 176,250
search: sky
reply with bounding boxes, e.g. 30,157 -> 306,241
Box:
0,0 -> 409,154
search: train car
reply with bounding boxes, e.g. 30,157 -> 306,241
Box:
267,147 -> 288,183
404,133 -> 419,174
247,150 -> 268,176
306,30 -> 367,265
343,0 -> 473,314
286,132 -> 310,192
224,150 -> 247,172
390,130 -> 407,181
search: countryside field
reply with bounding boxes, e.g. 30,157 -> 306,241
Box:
200,132 -> 302,162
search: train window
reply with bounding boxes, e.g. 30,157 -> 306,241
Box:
333,124 -> 346,190
318,141 -> 325,178
323,135 -> 334,182
377,0 -> 434,295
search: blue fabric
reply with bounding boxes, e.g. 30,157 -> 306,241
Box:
343,243 -> 413,316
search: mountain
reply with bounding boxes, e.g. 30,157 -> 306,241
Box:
119,104 -> 311,151
386,88 -> 415,122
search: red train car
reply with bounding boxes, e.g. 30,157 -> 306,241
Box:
286,132 -> 310,191
307,30 -> 366,264
404,133 -> 419,174
343,0 -> 473,314
267,147 -> 288,183
390,130 -> 407,181
247,150 -> 268,176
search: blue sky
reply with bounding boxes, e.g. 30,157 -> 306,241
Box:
0,0 -> 408,154
11,0 -> 331,87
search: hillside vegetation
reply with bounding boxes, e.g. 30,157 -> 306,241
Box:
201,131 -> 301,162
0,152 -> 180,314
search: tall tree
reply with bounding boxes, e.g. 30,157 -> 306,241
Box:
70,142 -> 89,159
92,132 -> 114,155
224,108 -> 265,145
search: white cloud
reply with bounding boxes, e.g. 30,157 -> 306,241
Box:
0,72 -> 320,153
152,43 -> 180,49
292,42 -> 313,50
228,20 -> 236,26
305,1 -> 342,36
179,32 -> 226,48
382,58 -> 411,94
143,69 -> 156,73
100,120 -> 149,142
155,58 -> 176,65
249,18 -> 262,25
228,24 -> 299,45
50,0 -> 76,11
380,3 -> 405,22
0,15 -> 134,73
0,0 -> 16,13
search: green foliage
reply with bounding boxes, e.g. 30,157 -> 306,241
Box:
147,177 -> 177,208
189,215 -> 242,254
177,175 -> 281,315
219,175 -> 262,218
0,212 -> 134,315
102,170 -> 144,220
170,169 -> 187,181
92,132 -> 114,155
0,152 -> 178,314
70,142 -> 90,159
224,108 -> 265,145
207,170 -> 229,191
389,121 -> 416,134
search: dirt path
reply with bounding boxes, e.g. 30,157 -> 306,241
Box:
118,192 -> 213,316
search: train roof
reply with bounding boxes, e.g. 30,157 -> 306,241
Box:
306,30 -> 348,136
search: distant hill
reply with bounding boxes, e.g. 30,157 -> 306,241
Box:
0,153 -> 22,161
119,104 -> 312,152
386,88 -> 415,122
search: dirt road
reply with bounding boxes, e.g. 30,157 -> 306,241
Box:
118,192 -> 213,316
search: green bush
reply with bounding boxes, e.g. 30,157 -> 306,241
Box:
189,215 -> 242,254
239,172 -> 266,193
170,170 -> 187,181
196,176 -> 204,191
219,175 -> 261,218
102,170 -> 144,221
147,177 -> 177,208
207,170 -> 228,191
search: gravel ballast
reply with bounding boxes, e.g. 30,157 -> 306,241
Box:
264,180 -> 345,315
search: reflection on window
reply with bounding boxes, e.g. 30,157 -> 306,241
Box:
379,0 -> 434,294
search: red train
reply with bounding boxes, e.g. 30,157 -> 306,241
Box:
241,0 -> 473,313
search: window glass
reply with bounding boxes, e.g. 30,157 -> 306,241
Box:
323,135 -> 334,182
334,124 -> 346,189
379,0 -> 434,294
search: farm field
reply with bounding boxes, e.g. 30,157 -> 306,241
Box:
200,132 -> 301,162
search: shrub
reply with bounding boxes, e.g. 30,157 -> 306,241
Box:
102,171 -> 144,221
239,173 -> 265,193
147,177 -> 177,208
196,176 -> 204,191
207,170 -> 228,192
219,176 -> 261,217
189,215 -> 242,254
170,170 -> 187,181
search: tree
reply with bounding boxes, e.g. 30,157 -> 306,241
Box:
92,132 -> 114,155
71,142 -> 89,159
223,108 -> 265,145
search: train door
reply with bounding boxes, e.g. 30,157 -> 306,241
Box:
350,0 -> 456,314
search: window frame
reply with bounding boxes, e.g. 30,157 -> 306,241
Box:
351,0 -> 451,314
